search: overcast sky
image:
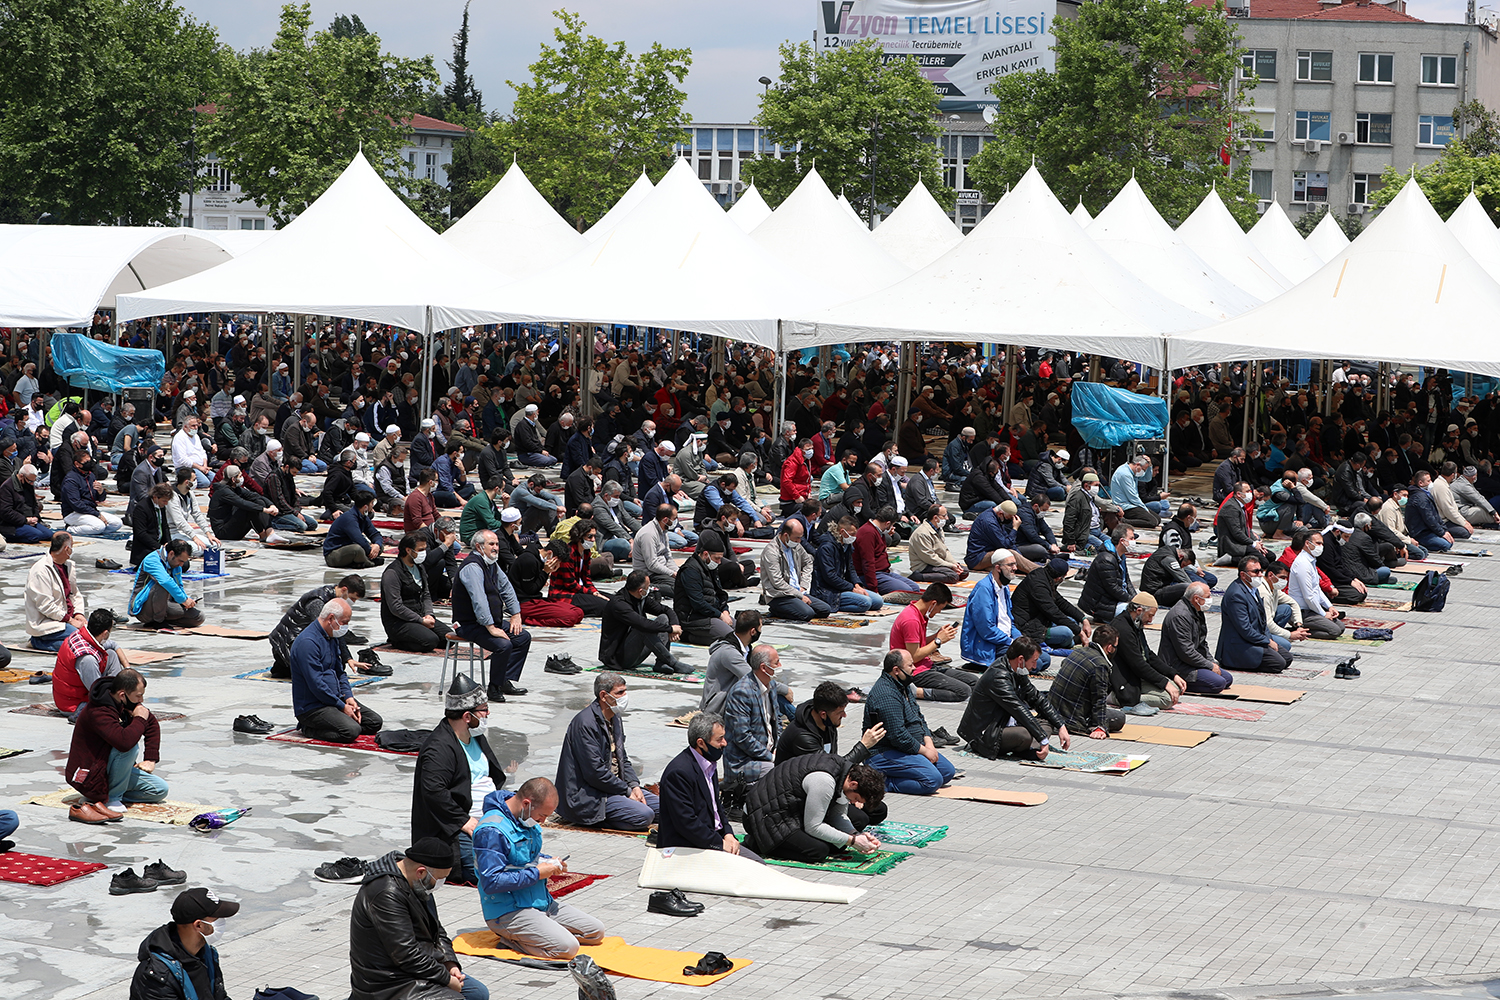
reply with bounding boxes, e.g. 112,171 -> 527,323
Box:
177,0 -> 1471,124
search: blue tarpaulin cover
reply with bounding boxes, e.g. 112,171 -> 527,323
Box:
50,333 -> 164,392
1069,381 -> 1167,448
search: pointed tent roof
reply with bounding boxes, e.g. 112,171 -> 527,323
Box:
836,192 -> 866,228
1445,192 -> 1500,284
1175,188 -> 1292,302
784,166 -> 1207,365
1086,178 -> 1261,320
1070,202 -> 1093,226
584,171 -> 654,242
441,162 -> 584,281
468,158 -> 818,348
751,169 -> 910,306
1167,179 -> 1500,375
1306,212 -> 1351,262
116,154 -> 509,332
871,179 -> 964,271
1247,202 -> 1323,283
727,185 -> 773,232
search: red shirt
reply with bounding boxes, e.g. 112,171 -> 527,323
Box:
889,603 -> 933,673
853,522 -> 890,589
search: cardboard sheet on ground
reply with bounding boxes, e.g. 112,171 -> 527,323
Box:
0,667 -> 46,683
452,933 -> 750,986
637,846 -> 865,903
1112,724 -> 1215,747
24,788 -> 216,825
1199,684 -> 1305,704
930,785 -> 1048,805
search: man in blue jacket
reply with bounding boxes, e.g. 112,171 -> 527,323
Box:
1405,470 -> 1454,552
960,548 -> 1052,673
290,598 -> 384,742
965,501 -> 1029,572
812,516 -> 883,612
474,778 -> 606,959
129,540 -> 205,630
323,491 -> 386,568
861,649 -> 955,795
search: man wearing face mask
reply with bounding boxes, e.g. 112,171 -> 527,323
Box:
599,569 -> 686,673
1158,581 -> 1233,695
905,503 -> 965,584
959,636 -> 1070,760
674,534 -> 735,645
455,529 -> 533,704
1214,481 -> 1267,566
411,676 -> 504,889
129,887 -> 241,1000
554,672 -> 659,832
207,465 -> 283,544
1110,454 -> 1168,529
381,532 -> 451,652
350,837 -> 490,1000
474,777 -> 607,959
657,713 -> 762,862
862,649 -> 956,795
290,598 -> 384,743
779,436 -> 814,515
1218,553 -> 1296,673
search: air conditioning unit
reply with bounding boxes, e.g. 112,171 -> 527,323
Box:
1257,199 -> 1272,213
1349,203 -> 1368,214
1304,138 -> 1323,153
1337,131 -> 1356,145
710,182 -> 728,194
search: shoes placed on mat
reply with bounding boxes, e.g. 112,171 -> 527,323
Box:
110,868 -> 160,895
313,857 -> 368,883
486,684 -> 507,704
234,715 -> 276,734
544,654 -> 581,675
95,558 -> 122,570
1445,564 -> 1462,576
500,681 -> 527,696
647,890 -> 700,917
69,803 -> 113,825
682,951 -> 733,976
0,839 -> 13,853
570,955 -> 617,1000
143,859 -> 187,886
253,988 -> 321,1000
1123,703 -> 1159,716
355,659 -> 392,676
930,726 -> 959,747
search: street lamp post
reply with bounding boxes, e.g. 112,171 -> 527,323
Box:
868,113 -> 880,229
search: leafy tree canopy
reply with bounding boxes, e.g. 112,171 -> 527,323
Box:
1371,102 -> 1500,222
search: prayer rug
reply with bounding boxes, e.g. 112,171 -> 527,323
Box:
109,568 -> 229,581
1391,561 -> 1463,575
12,646 -> 182,667
804,618 -> 871,629
0,747 -> 30,760
8,703 -> 187,721
930,785 -> 1048,806
0,668 -> 47,683
1362,598 -> 1413,612
1374,580 -> 1418,591
1198,684 -> 1305,704
452,933 -> 751,986
1308,635 -> 1387,646
545,871 -> 611,898
542,818 -> 648,838
1018,748 -> 1151,773
582,665 -> 703,683
232,668 -> 381,688
0,852 -> 108,887
1164,702 -> 1266,721
762,848 -> 911,876
1280,667 -> 1329,680
265,728 -> 418,756
1112,724 -> 1214,747
1339,618 -> 1405,630
863,821 -> 948,847
23,788 -> 215,825
638,846 -> 863,903
948,578 -> 977,590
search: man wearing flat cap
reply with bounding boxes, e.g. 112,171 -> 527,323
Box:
350,837 -> 490,1000
129,887 -> 240,1000
411,675 -> 506,888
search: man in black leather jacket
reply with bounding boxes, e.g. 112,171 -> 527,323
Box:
958,637 -> 1069,759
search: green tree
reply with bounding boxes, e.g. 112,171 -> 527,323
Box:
0,0 -> 222,225
965,0 -> 1260,228
1370,102 -> 1500,222
1292,204 -> 1362,239
439,1 -> 481,118
483,9 -> 691,228
204,3 -> 438,226
328,12 -> 367,38
742,40 -> 951,223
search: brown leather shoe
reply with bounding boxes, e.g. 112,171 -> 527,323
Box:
93,802 -> 124,821
69,803 -> 110,825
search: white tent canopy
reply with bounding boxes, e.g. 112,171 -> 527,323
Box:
836,192 -> 866,228
117,154 -> 510,333
751,169 -> 910,307
584,171 -> 653,243
1444,192 -> 1500,284
871,180 -> 964,271
784,166 -> 1207,365
727,185 -> 773,232
1175,188 -> 1292,302
441,161 -> 583,281
1087,178 -> 1261,321
0,226 -> 269,328
1247,202 -> 1323,284
466,158 -> 819,348
1167,179 -> 1500,375
1070,202 -> 1093,226
1305,212 -> 1351,262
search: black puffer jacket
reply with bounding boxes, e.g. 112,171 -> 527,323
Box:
1011,566 -> 1085,643
743,751 -> 849,853
349,851 -> 460,1000
269,585 -> 350,672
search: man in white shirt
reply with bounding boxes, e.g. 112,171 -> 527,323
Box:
1286,530 -> 1345,639
171,418 -> 212,487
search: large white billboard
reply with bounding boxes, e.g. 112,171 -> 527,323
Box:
815,0 -> 1056,108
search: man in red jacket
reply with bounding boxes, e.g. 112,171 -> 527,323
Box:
854,507 -> 920,595
65,669 -> 168,824
52,608 -> 132,715
779,438 -> 813,516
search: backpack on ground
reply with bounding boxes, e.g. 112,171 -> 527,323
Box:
1410,569 -> 1450,612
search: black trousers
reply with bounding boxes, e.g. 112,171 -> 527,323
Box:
570,592 -> 610,617
1154,581 -> 1189,607
214,508 -> 270,541
611,618 -> 682,672
384,616 -> 448,652
297,700 -> 383,743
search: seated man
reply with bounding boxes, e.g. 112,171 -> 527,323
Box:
474,777 -> 605,959
129,484 -> 177,568
410,676 -> 503,888
206,466 -> 280,544
0,462 -> 54,544
60,450 -> 123,536
743,753 -> 887,863
1157,581 -> 1233,695
268,576 -> 369,679
130,886 -> 242,1000
896,582 -> 970,701
1217,554 -> 1294,673
1139,542 -> 1194,608
1012,557 -> 1091,655
673,534 -> 736,646
1046,625 -> 1127,738
1316,523 -> 1373,605
350,838 -> 489,1000
1107,593 -> 1182,716
1077,524 -> 1134,623
723,645 -> 785,784
1454,465 -> 1497,526
813,515 -> 884,613
761,519 -> 831,621
454,529 -> 533,703
702,610 -> 764,715
776,683 -> 884,790
65,669 -> 168,823
598,570 -> 687,674
165,468 -> 218,556
657,714 -> 761,862
854,507 -> 919,594
290,598 -> 385,743
1259,560 -> 1312,659
128,539 -> 205,631
862,649 -> 955,795
958,636 -> 1070,759
631,503 -> 679,589
25,533 -> 85,652
323,491 -> 386,568
906,504 -> 965,584
1110,455 -> 1168,528
380,532 -> 451,652
1285,531 -> 1347,639
554,672 -> 660,832
52,609 -> 131,715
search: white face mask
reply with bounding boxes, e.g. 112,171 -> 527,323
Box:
1201,595 -> 1214,611
481,550 -> 499,565
467,713 -> 487,733
802,448 -> 813,459
332,621 -> 351,638
609,692 -> 630,712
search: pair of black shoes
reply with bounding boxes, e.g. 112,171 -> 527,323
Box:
647,889 -> 704,917
234,715 -> 276,734
930,726 -> 960,748
110,860 -> 187,895
486,681 -> 527,703
544,654 -> 581,675
1335,654 -> 1362,679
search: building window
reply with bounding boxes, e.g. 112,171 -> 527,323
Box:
1352,173 -> 1382,205
1293,171 -> 1329,203
1251,169 -> 1274,201
239,218 -> 266,230
719,158 -> 733,180
1357,53 -> 1394,84
1241,49 -> 1277,80
418,135 -> 428,147
406,151 -> 417,174
1294,110 -> 1331,142
425,152 -> 439,180
717,129 -> 733,153
1419,114 -> 1455,146
1251,110 -> 1276,141
201,163 -> 231,192
1422,54 -> 1457,86
942,157 -> 958,189
698,159 -> 712,180
737,129 -> 755,155
1355,112 -> 1392,144
1296,50 -> 1333,82
696,128 -> 712,152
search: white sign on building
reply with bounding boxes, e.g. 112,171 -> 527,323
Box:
815,0 -> 1055,108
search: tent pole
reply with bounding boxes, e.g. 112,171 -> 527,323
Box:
1002,346 -> 1017,428
420,307 -> 433,423
293,316 -> 303,395
895,342 -> 914,431
1243,361 -> 1256,446
775,323 -> 787,436
1161,362 -> 1172,499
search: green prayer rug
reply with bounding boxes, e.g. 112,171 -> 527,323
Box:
864,821 -> 948,848
583,665 -> 704,683
1373,580 -> 1418,591
763,848 -> 911,875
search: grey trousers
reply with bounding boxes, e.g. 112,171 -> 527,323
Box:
485,898 -> 605,959
137,586 -> 205,629
1302,611 -> 1345,640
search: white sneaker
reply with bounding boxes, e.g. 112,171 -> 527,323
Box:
265,531 -> 289,545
